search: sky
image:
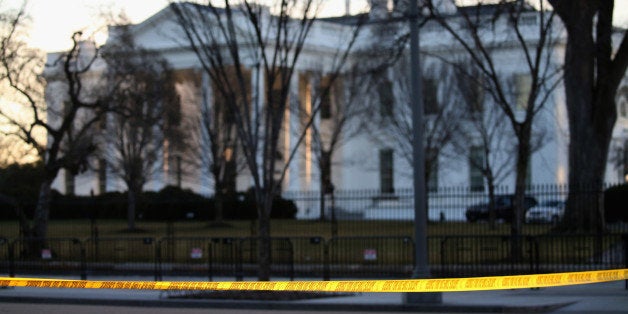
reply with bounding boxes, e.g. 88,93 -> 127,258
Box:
12,0 -> 628,53
19,0 -> 371,52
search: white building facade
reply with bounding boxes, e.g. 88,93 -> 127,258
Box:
48,1 -> 628,219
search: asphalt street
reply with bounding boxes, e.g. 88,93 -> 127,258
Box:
0,303 -> 412,314
1,279 -> 627,313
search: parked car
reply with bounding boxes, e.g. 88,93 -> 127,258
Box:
525,200 -> 565,224
465,195 -> 538,223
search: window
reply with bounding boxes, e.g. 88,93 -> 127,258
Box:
618,87 -> 628,118
65,170 -> 75,196
98,159 -> 107,195
519,14 -> 537,26
427,157 -> 438,192
514,74 -> 531,110
378,79 -> 394,117
455,65 -> 485,113
620,99 -> 628,118
379,149 -> 394,194
319,76 -> 333,119
423,78 -> 438,114
508,13 -> 537,27
469,78 -> 485,113
320,92 -> 332,119
469,146 -> 484,192
623,140 -> 628,181
213,67 -> 251,125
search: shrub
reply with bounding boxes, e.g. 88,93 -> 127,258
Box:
217,190 -> 297,220
38,185 -> 297,221
138,186 -> 212,220
604,184 -> 628,223
0,162 -> 43,220
270,195 -> 298,219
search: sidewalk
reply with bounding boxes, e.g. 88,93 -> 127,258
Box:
1,278 -> 627,313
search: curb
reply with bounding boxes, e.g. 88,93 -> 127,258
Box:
0,294 -> 575,313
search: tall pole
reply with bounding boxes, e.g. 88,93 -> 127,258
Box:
404,0 -> 442,304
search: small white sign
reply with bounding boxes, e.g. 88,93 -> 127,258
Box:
363,249 -> 377,261
190,248 -> 203,259
41,249 -> 52,260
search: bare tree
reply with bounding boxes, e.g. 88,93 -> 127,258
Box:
424,1 -> 562,250
452,63 -> 515,228
548,0 -> 628,233
1,14 -> 106,243
295,65 -> 372,226
366,58 -> 465,193
1,1 -> 107,244
170,1 -> 362,280
0,135 -> 37,166
0,2 -> 38,167
100,24 -> 181,231
189,65 -> 247,226
609,86 -> 628,182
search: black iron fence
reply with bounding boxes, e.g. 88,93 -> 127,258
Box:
1,184 -> 627,282
283,183 -> 628,235
2,184 -> 627,239
1,234 -> 626,281
327,236 -> 415,279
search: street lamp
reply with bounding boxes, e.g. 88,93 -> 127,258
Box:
404,0 -> 442,304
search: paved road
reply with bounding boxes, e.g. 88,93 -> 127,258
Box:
3,302 -> 625,314
0,303 -> 423,314
1,279 -> 627,313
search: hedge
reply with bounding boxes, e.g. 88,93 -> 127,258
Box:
604,184 -> 628,223
42,186 -> 298,221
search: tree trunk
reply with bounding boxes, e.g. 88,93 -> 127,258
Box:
559,7 -> 602,233
33,179 -> 53,239
29,178 -> 53,257
511,180 -> 527,262
319,151 -> 332,221
210,161 -> 231,226
319,188 -> 326,221
549,0 -> 625,233
257,196 -> 272,281
566,13 -> 611,233
0,193 -> 32,238
127,185 -> 137,231
562,62 -> 610,232
563,127 -> 608,233
487,177 -> 497,230
511,123 -> 533,261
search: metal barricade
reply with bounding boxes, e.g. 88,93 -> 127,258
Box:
290,237 -> 326,279
239,237 -> 294,280
0,237 -> 8,276
531,234 -> 624,273
9,237 -> 85,279
155,237 -> 241,281
327,236 -> 414,279
436,235 -> 534,277
84,237 -> 156,278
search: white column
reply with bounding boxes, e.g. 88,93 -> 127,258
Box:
251,63 -> 264,189
200,69 -> 214,195
312,74 -> 322,192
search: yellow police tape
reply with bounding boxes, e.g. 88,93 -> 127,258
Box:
1,269 -> 627,293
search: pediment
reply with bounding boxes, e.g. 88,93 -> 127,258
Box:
110,4 -> 185,52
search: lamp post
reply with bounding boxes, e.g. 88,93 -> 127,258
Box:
404,0 -> 442,304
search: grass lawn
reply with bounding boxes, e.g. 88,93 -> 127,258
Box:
3,220 -> 619,267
